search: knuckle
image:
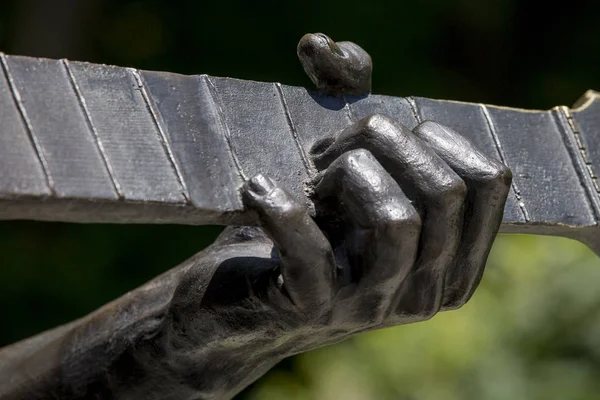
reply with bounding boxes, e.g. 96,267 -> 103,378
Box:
438,176 -> 467,208
442,291 -> 471,310
376,201 -> 422,238
268,187 -> 292,205
443,276 -> 482,311
386,210 -> 421,232
263,188 -> 303,215
394,303 -> 440,323
395,273 -> 445,321
420,307 -> 440,321
359,114 -> 396,140
362,113 -> 393,130
404,206 -> 423,226
486,163 -> 513,188
281,202 -> 305,220
410,296 -> 442,321
471,161 -> 513,188
337,148 -> 374,169
443,299 -> 466,311
416,120 -> 442,132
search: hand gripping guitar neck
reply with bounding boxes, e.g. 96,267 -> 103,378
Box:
0,34 -> 599,253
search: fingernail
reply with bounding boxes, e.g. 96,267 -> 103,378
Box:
247,174 -> 274,195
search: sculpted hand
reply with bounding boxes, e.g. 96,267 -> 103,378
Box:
157,34 -> 512,399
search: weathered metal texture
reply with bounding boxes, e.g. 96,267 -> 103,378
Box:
569,91 -> 600,213
0,54 -> 598,243
141,72 -> 243,213
3,56 -> 117,200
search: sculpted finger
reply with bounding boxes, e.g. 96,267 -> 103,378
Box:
297,33 -> 372,95
243,174 -> 335,312
315,149 -> 421,323
413,121 -> 511,309
311,114 -> 466,319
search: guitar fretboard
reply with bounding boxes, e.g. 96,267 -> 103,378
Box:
0,53 -> 598,249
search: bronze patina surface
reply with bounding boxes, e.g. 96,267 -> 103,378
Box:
0,33 -> 598,400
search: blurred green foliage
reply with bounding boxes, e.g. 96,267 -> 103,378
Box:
0,0 -> 599,399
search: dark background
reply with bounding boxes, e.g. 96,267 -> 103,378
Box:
1,1 -> 599,398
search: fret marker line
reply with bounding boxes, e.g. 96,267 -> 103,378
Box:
61,59 -> 124,200
204,76 -> 248,181
480,104 -> 531,222
406,96 -> 422,124
276,83 -> 315,178
129,68 -> 191,204
558,107 -> 600,193
342,94 -> 357,123
554,106 -> 600,220
1,53 -> 56,195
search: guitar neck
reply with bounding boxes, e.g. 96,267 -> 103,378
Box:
0,54 -> 598,251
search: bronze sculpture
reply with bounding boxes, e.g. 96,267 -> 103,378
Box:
0,33 -> 598,399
